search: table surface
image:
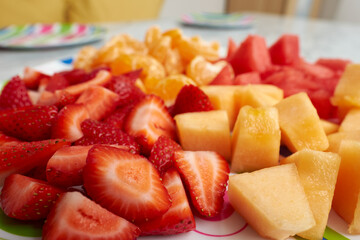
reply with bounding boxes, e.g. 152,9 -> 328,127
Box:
1,12 -> 360,81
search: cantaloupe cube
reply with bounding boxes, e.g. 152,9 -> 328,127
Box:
246,84 -> 284,101
275,92 -> 328,152
200,85 -> 241,130
280,149 -> 341,240
331,64 -> 360,119
332,140 -> 360,234
231,106 -> 281,172
174,110 -> 231,160
339,109 -> 360,132
228,164 -> 315,240
320,119 -> 339,135
326,130 -> 360,153
237,86 -> 282,109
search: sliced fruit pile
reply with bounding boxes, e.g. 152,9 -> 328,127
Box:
0,65 -> 229,239
1,26 -> 359,240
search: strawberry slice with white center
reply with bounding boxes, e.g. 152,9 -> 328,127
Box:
46,145 -> 93,188
22,67 -> 50,90
138,168 -> 196,235
76,86 -> 120,121
173,150 -> 230,217
0,174 -> 64,220
51,103 -> 90,142
124,94 -> 176,155
42,191 -> 140,240
83,145 -> 171,223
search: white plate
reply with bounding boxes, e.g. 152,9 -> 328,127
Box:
0,58 -> 355,240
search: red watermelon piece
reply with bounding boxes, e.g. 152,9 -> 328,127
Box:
308,89 -> 336,119
315,58 -> 351,73
294,59 -> 335,79
209,64 -> 234,85
228,35 -> 271,74
234,72 -> 261,85
269,34 -> 300,65
226,37 -> 237,61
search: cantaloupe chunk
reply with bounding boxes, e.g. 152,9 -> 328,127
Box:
237,85 -> 282,109
200,85 -> 241,130
320,119 -> 339,135
326,130 -> 360,153
281,149 -> 341,240
339,109 -> 360,132
231,106 -> 281,173
228,163 -> 315,240
331,64 -> 360,119
174,110 -> 231,161
332,140 -> 360,234
275,92 -> 328,152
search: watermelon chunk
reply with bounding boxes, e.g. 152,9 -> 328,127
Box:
294,60 -> 334,79
228,35 -> 271,74
308,89 -> 336,119
226,37 -> 237,61
233,72 -> 261,85
269,34 -> 300,65
315,58 -> 351,73
209,64 -> 234,85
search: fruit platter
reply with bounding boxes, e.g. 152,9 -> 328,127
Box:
0,25 -> 359,240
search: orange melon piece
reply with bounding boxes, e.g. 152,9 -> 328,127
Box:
326,130 -> 360,153
174,110 -> 231,161
339,108 -> 360,132
275,92 -> 328,152
231,106 -> 281,173
281,149 -> 341,240
238,85 -> 282,109
320,119 -> 339,135
228,163 -> 315,240
333,140 -> 360,234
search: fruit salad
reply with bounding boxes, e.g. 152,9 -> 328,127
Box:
0,26 -> 358,240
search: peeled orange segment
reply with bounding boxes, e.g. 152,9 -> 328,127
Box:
164,48 -> 184,75
73,46 -> 98,72
162,28 -> 183,48
145,26 -> 162,50
150,74 -> 197,106
92,34 -> 148,68
149,36 -> 172,64
186,56 -> 227,86
110,54 -> 165,82
178,36 -> 220,63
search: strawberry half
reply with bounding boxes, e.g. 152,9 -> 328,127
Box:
172,85 -> 214,115
0,105 -> 58,141
103,103 -> 135,130
0,76 -> 32,110
138,169 -> 196,235
173,150 -> 230,217
149,135 -> 182,176
46,145 -> 93,188
75,119 -> 140,154
45,73 -> 70,92
124,95 -> 177,155
76,86 -> 120,121
0,139 -> 70,185
83,145 -> 171,223
42,191 -> 140,240
51,103 -> 90,142
22,67 -> 50,90
107,70 -> 145,107
0,174 -> 63,220
0,131 -> 20,147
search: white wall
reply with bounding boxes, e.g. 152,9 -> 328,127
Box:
334,0 -> 360,23
159,0 -> 226,19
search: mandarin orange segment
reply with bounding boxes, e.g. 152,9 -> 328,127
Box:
186,56 -> 227,86
145,26 -> 162,50
73,46 -> 98,72
150,74 -> 196,106
162,28 -> 183,48
178,36 -> 220,63
164,48 -> 185,75
149,36 -> 172,65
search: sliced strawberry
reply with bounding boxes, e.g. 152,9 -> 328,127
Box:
0,76 -> 32,110
60,70 -> 112,97
51,104 -> 90,142
103,103 -> 135,130
107,70 -> 145,107
37,91 -> 58,106
173,150 -> 230,217
0,131 -> 20,146
42,191 -> 140,240
27,89 -> 41,105
83,145 -> 171,223
58,68 -> 88,85
53,90 -> 77,109
0,174 -> 63,220
22,67 -> 50,90
149,135 -> 182,176
124,95 -> 177,155
172,85 -> 214,115
0,105 -> 58,141
76,86 -> 120,121
74,119 -> 140,154
46,145 -> 93,188
45,73 -> 70,92
0,139 -> 70,185
209,64 -> 235,85
138,169 -> 196,235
